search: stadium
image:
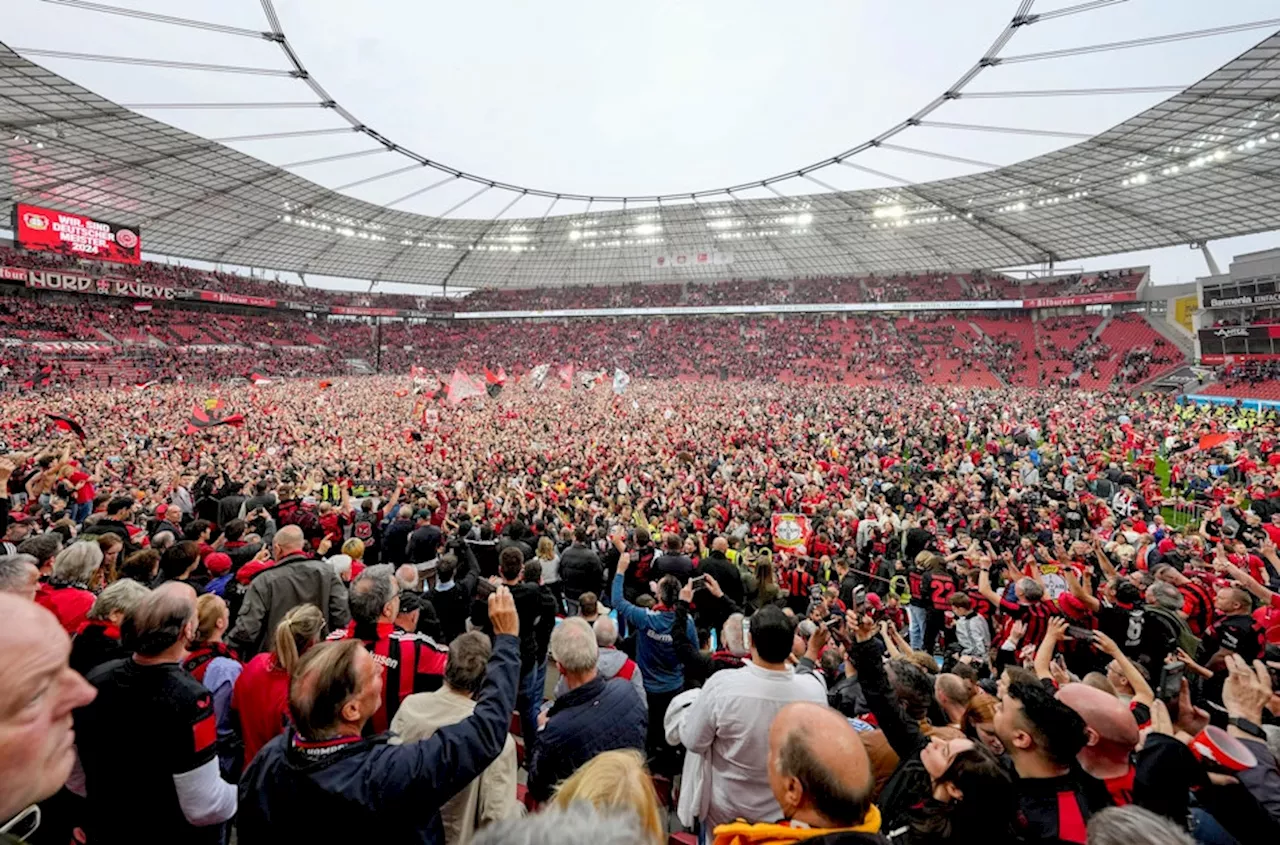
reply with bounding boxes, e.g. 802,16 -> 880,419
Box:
3,2 -> 1280,844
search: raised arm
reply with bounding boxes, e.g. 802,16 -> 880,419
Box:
1094,630 -> 1154,706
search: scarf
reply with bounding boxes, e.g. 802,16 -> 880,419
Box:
712,805 -> 883,845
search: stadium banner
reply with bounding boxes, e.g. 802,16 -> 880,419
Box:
198,290 -> 277,308
1020,290 -> 1138,308
1201,289 -> 1280,309
651,250 -> 733,269
1197,326 -> 1280,345
29,341 -> 114,353
453,299 -> 1025,320
1173,295 -> 1197,333
771,513 -> 812,552
24,269 -> 174,300
331,305 -> 400,317
1199,353 -> 1280,365
12,202 -> 141,265
0,267 -> 27,282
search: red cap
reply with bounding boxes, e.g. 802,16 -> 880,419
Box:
864,593 -> 883,609
205,552 -> 232,576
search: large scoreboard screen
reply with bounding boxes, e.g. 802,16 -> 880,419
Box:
13,203 -> 142,265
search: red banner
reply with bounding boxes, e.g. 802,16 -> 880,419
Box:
0,266 -> 26,282
13,203 -> 141,265
24,270 -> 173,300
1022,290 -> 1138,309
1201,353 -> 1280,365
771,513 -> 813,552
197,290 -> 278,308
331,305 -> 400,317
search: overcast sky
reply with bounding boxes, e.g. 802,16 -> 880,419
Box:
6,0 -> 1280,293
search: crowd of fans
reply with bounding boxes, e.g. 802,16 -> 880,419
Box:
0,284 -> 1186,394
0,245 -> 1143,313
2,376 -> 1280,844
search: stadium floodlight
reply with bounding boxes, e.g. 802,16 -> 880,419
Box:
873,205 -> 907,220
568,230 -> 582,241
632,224 -> 661,236
795,213 -> 814,226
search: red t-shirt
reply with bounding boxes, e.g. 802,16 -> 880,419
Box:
231,652 -> 291,767
69,470 -> 94,504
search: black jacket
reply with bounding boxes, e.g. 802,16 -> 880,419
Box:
426,583 -> 472,644
558,542 -> 604,599
653,552 -> 694,583
526,675 -> 647,802
471,581 -> 557,672
237,635 -> 521,845
407,525 -> 442,564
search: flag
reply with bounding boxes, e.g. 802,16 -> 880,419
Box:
410,365 -> 430,384
47,413 -> 86,441
771,514 -> 813,553
394,388 -> 410,398
318,380 -> 333,390
612,368 -> 631,395
446,369 -> 486,405
133,380 -> 159,391
1198,432 -> 1235,451
558,363 -> 576,390
486,382 -> 503,399
184,401 -> 245,435
528,364 -> 550,390
249,373 -> 273,386
483,367 -> 506,386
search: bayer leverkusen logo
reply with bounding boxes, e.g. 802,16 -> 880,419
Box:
115,229 -> 139,250
771,514 -> 811,549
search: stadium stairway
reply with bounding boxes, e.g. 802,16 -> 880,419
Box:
1144,313 -> 1196,359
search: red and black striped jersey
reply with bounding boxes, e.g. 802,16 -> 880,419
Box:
328,621 -> 447,733
1177,580 -> 1216,637
779,567 -> 816,597
998,597 -> 1061,648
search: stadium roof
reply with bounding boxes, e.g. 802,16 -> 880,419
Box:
2,26 -> 1280,288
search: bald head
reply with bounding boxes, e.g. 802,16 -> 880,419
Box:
712,536 -> 729,553
936,673 -> 973,709
0,594 -> 97,820
1057,682 -> 1138,759
769,702 -> 873,829
274,525 -> 305,556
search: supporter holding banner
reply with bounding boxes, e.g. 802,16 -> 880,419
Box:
771,514 -> 811,553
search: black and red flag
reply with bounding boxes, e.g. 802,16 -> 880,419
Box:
483,366 -> 506,399
183,398 -> 245,435
47,413 -> 86,441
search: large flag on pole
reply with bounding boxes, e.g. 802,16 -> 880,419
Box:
249,372 -> 273,386
528,363 -> 550,390
612,368 -> 631,395
446,369 -> 486,405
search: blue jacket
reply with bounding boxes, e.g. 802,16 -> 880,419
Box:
527,675 -> 647,802
612,574 -> 697,694
236,634 -> 520,845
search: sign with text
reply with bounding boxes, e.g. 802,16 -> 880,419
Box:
25,269 -> 174,300
1021,290 -> 1138,309
198,290 -> 278,308
12,203 -> 141,265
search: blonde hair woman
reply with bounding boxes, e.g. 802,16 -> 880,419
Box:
552,750 -> 663,845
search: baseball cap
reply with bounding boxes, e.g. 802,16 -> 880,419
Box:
204,552 -> 232,576
398,590 -> 423,613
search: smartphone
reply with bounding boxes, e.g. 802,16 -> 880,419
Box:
742,616 -> 751,652
689,575 -> 706,588
1158,661 -> 1185,701
1066,625 -> 1096,641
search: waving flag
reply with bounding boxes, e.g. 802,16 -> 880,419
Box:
612,368 -> 631,396
249,373 -> 273,386
133,380 -> 159,392
446,369 -> 486,405
1198,432 -> 1235,451
47,413 -> 86,441
558,363 -> 576,390
528,364 -> 550,390
183,400 -> 245,435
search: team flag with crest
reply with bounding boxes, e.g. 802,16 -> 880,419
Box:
528,364 -> 550,390
558,363 -> 576,390
771,514 -> 813,553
